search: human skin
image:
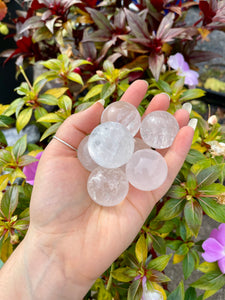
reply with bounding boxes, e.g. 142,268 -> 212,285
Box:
0,80 -> 194,299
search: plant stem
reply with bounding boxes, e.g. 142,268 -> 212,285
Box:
19,65 -> 34,92
106,262 -> 115,291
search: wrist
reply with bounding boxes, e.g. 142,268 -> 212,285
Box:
0,229 -> 93,300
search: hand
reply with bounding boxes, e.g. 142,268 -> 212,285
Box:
0,80 -> 194,300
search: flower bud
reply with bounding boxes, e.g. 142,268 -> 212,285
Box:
208,115 -> 218,125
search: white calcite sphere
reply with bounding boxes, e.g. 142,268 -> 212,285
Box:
87,167 -> 129,206
140,111 -> 179,149
88,121 -> 134,169
77,136 -> 98,171
101,101 -> 141,136
126,149 -> 168,191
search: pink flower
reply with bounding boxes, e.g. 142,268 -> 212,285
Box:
23,151 -> 43,185
167,53 -> 199,88
202,223 -> 225,273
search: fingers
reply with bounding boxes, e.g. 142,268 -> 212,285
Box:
120,80 -> 148,106
49,102 -> 104,155
142,93 -> 170,118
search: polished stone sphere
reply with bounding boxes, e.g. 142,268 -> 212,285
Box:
88,121 -> 134,168
140,111 -> 179,149
87,167 -> 129,206
126,149 -> 168,191
101,101 -> 141,136
77,136 -> 98,171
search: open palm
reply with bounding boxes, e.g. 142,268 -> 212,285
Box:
27,80 -> 194,297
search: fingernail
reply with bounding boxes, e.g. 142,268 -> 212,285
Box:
160,93 -> 170,101
188,118 -> 198,130
182,102 -> 192,114
97,99 -> 105,106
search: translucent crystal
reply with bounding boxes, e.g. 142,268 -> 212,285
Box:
140,111 -> 179,149
87,167 -> 129,206
126,149 -> 168,191
101,101 -> 141,136
88,121 -> 134,169
77,136 -> 98,171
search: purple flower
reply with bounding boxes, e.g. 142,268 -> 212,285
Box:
23,151 -> 43,185
202,223 -> 225,273
167,53 -> 199,88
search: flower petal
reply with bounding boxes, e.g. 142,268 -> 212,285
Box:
210,223 -> 225,246
218,256 -> 225,274
183,70 -> 199,86
202,238 -> 225,262
168,53 -> 185,70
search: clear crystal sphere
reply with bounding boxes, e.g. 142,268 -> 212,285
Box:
88,121 -> 134,168
126,149 -> 168,191
77,136 -> 98,171
101,101 -> 141,136
87,167 -> 129,206
140,111 -> 179,149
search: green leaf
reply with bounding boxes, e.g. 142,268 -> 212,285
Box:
196,164 -> 224,187
184,287 -> 197,300
156,80 -> 172,94
167,185 -> 186,199
58,95 -> 72,114
70,59 -> 92,70
0,186 -> 19,218
166,240 -> 183,251
203,290 -> 218,299
127,279 -> 142,300
148,254 -> 172,272
101,83 -> 116,100
0,115 -> 15,128
40,59 -> 61,71
155,198 -> 185,221
197,262 -> 219,274
40,123 -> 61,141
111,267 -> 134,282
32,26 -> 52,43
152,235 -> 166,254
18,155 -> 38,167
0,149 -> 13,168
184,201 -> 202,237
176,244 -> 189,256
12,135 -> 27,159
186,172 -> 197,191
191,271 -> 225,290
44,87 -> 68,98
198,197 -> 225,223
38,94 -> 58,105
9,167 -> 26,184
180,89 -> 205,101
13,219 -> 29,231
83,84 -> 104,101
4,98 -> 25,117
16,108 -> 33,132
168,281 -> 185,300
183,251 -> 195,280
186,149 -> 206,164
198,183 -> 225,195
0,131 -> 7,147
37,113 -> 64,123
67,72 -> 83,85
135,234 -> 147,264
